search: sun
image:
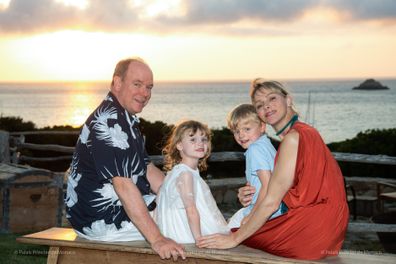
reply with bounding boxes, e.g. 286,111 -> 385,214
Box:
0,0 -> 10,10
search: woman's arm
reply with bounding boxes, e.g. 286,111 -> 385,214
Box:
197,130 -> 299,249
241,170 -> 271,225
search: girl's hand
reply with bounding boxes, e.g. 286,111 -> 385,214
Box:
238,183 -> 255,207
196,233 -> 238,249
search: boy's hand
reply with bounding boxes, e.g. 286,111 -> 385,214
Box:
238,182 -> 255,207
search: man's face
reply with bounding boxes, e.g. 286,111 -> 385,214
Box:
114,61 -> 154,114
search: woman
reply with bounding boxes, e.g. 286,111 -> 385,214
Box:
197,79 -> 349,260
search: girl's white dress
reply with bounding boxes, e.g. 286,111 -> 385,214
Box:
154,163 -> 229,243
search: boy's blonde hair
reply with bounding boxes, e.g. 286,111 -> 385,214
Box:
163,120 -> 212,172
227,104 -> 262,131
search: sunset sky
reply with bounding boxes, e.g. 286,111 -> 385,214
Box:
0,0 -> 395,82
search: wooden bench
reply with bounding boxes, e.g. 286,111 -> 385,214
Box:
17,228 -> 396,264
377,181 -> 396,212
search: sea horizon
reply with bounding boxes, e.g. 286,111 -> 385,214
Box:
1,75 -> 396,85
1,78 -> 395,144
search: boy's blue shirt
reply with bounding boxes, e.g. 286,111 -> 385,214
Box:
244,134 -> 287,218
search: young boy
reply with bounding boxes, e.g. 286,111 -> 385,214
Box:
227,104 -> 287,228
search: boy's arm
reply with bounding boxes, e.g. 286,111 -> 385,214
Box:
176,171 -> 202,240
241,170 -> 271,225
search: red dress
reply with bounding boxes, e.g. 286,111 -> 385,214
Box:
239,122 -> 349,260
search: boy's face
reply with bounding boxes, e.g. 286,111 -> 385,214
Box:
232,120 -> 266,149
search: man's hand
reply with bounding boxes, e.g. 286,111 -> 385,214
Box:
113,177 -> 185,260
151,237 -> 186,261
238,182 -> 256,207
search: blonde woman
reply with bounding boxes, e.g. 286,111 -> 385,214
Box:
197,80 -> 349,260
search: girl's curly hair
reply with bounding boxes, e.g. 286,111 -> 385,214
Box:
162,120 -> 212,172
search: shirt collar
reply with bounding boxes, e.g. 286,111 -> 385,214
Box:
107,91 -> 140,127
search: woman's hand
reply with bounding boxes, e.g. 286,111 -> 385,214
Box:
241,214 -> 251,226
196,233 -> 238,249
238,182 -> 256,207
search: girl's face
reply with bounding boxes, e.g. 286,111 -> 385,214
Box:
253,88 -> 290,127
177,129 -> 209,160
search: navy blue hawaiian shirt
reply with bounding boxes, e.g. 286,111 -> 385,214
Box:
65,92 -> 155,235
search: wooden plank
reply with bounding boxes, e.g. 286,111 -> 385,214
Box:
0,131 -> 10,163
348,222 -> 396,232
16,228 -> 318,264
47,246 -> 60,264
10,131 -> 79,136
324,251 -> 396,264
19,155 -> 73,162
144,152 -> 396,166
17,228 -> 396,264
16,143 -> 75,153
332,152 -> 396,165
56,246 -> 248,264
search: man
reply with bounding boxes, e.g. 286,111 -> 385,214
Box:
65,57 -> 185,260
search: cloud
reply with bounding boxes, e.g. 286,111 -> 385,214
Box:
0,0 -> 395,34
0,0 -> 139,33
160,0 -> 316,24
324,0 -> 396,21
0,0 -> 81,33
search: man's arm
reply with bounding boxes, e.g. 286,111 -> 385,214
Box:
113,176 -> 185,260
146,162 -> 164,194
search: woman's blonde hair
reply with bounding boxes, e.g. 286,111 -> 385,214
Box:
250,78 -> 298,114
162,120 -> 212,172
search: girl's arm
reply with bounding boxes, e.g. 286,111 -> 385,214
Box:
176,171 -> 202,240
241,169 -> 271,225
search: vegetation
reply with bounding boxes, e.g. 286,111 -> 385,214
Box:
0,115 -> 36,131
1,115 -> 395,178
0,233 -> 47,264
328,128 -> 396,178
328,128 -> 396,156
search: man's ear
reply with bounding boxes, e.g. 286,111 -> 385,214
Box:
113,76 -> 122,92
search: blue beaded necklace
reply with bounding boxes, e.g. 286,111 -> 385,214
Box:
275,114 -> 298,136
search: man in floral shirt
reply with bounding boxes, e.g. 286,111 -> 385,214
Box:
65,57 -> 185,260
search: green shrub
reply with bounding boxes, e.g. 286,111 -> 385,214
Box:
0,115 -> 36,131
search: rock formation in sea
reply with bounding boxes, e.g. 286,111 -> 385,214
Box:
353,79 -> 389,90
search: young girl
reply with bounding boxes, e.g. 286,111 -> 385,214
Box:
154,120 -> 229,244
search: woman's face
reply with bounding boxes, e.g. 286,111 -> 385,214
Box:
252,88 -> 289,126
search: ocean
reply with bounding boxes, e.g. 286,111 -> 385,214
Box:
0,79 -> 395,143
